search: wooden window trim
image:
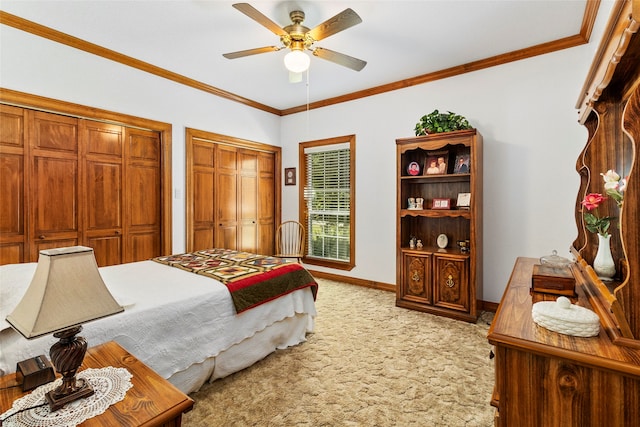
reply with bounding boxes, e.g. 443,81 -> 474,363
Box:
298,135 -> 355,271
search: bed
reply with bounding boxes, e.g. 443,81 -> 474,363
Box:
0,249 -> 318,394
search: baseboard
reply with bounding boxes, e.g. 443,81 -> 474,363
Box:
307,269 -> 498,313
307,270 -> 396,292
479,300 -> 499,313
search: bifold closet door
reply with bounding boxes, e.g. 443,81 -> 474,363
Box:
257,152 -> 275,255
29,111 -> 81,259
187,136 -> 277,255
216,145 -> 239,250
83,121 -> 124,266
191,140 -> 216,250
0,105 -> 28,264
124,128 -> 162,263
238,149 -> 258,252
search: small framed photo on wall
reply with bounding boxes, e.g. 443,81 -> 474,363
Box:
285,167 -> 296,186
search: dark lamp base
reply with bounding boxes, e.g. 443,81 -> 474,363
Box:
45,378 -> 94,411
47,325 -> 92,411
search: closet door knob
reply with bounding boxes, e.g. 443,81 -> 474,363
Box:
39,235 -> 46,239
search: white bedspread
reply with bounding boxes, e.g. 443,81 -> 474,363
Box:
0,260 -> 316,379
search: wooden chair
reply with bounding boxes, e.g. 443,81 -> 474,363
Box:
275,221 -> 305,261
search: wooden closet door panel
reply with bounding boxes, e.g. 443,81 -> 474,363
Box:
216,145 -> 238,249
86,162 -> 121,229
238,150 -> 257,252
31,156 -> 79,257
85,161 -> 122,265
257,152 -> 275,255
29,111 -> 80,259
32,111 -> 78,153
192,142 -> 215,251
193,170 -> 215,250
125,128 -> 161,262
0,105 -> 26,264
239,174 -> 257,252
216,171 -> 237,249
83,121 -> 124,266
239,150 -> 258,173
86,122 -> 123,156
128,232 -> 160,261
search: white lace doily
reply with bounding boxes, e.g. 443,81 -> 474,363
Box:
0,367 -> 133,427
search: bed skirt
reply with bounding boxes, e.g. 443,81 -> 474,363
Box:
168,312 -> 314,394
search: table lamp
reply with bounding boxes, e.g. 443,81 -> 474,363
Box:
5,246 -> 124,411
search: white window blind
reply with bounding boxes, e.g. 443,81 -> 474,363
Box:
303,144 -> 351,262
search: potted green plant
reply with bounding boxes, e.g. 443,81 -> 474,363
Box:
414,110 -> 472,136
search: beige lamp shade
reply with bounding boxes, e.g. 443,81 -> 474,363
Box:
6,246 -> 124,339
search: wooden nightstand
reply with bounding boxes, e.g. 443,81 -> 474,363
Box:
0,341 -> 194,426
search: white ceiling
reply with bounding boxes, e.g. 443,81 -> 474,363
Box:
1,0 -> 590,111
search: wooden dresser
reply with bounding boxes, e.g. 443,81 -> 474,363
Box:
488,257 -> 640,426
489,1 -> 640,425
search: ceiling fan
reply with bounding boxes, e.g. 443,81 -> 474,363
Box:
223,3 -> 367,73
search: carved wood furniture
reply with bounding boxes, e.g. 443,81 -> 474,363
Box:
396,129 -> 483,322
488,1 -> 640,425
573,0 -> 640,345
488,257 -> 640,427
0,341 -> 194,426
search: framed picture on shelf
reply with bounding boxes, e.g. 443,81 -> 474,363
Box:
457,192 -> 471,208
424,150 -> 449,175
431,198 -> 451,209
453,148 -> 470,174
407,161 -> 421,176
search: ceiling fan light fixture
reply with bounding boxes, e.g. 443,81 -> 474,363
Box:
284,50 -> 310,73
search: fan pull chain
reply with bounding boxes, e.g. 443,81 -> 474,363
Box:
305,67 -> 310,140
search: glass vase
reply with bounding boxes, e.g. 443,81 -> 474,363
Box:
593,234 -> 616,279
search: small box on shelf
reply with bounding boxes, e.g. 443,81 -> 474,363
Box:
531,264 -> 576,297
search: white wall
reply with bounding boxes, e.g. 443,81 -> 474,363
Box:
1,2 -> 612,304
281,3 -> 613,303
0,25 -> 282,253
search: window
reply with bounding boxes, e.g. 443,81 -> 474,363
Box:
299,135 -> 355,270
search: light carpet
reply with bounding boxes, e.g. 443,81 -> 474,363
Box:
184,279 -> 495,426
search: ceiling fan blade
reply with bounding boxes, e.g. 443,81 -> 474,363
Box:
232,3 -> 288,37
312,47 -> 367,71
307,8 -> 362,41
223,46 -> 281,59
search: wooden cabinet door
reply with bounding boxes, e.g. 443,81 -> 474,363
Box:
0,105 -> 27,264
29,111 -> 80,259
400,252 -> 432,304
191,141 -> 216,251
83,121 -> 124,266
124,128 -> 161,262
433,254 -> 469,312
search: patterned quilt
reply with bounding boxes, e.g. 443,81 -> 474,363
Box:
152,248 -> 318,313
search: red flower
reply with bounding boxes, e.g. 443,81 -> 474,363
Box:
581,193 -> 606,211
